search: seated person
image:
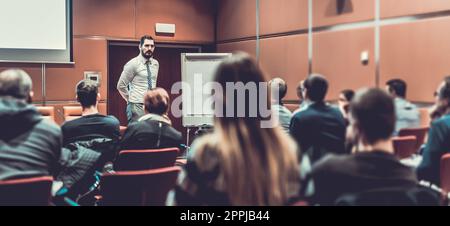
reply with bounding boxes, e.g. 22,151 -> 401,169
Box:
385,79 -> 420,135
338,89 -> 355,125
417,76 -> 450,186
303,88 -> 425,205
289,74 -> 347,163
61,80 -> 120,146
0,69 -> 61,180
269,77 -> 292,133
174,53 -> 300,206
120,88 -> 182,151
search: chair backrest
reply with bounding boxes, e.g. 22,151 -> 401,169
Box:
392,136 -> 417,159
440,153 -> 450,194
63,106 -> 82,122
398,126 -> 429,152
114,148 -> 179,171
36,106 -> 55,122
99,166 -> 181,206
0,176 -> 53,206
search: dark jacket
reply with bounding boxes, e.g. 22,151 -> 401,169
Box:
303,151 -> 419,205
417,113 -> 450,185
120,114 -> 183,151
0,98 -> 62,180
289,102 -> 347,163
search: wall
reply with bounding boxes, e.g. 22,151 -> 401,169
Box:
216,0 -> 450,103
0,0 -> 216,125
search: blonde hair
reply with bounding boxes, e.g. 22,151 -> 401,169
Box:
193,53 -> 300,205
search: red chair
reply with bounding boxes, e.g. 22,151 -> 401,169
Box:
99,166 -> 181,206
0,176 -> 53,206
398,127 -> 429,152
392,136 -> 417,159
114,148 -> 179,171
36,106 -> 55,122
63,106 -> 82,122
440,154 -> 450,194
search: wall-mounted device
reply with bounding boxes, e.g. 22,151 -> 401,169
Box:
360,51 -> 369,65
84,71 -> 101,86
155,23 -> 176,35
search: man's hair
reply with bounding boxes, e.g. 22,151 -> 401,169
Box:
76,80 -> 98,107
341,89 -> 355,102
140,35 -> 154,47
269,77 -> 287,102
0,69 -> 32,100
144,88 -> 170,115
386,79 -> 407,98
304,74 -> 328,102
350,88 -> 395,144
437,76 -> 450,101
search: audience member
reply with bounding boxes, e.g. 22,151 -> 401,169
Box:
338,89 -> 355,125
174,53 -> 300,206
386,79 -> 420,134
269,77 -> 292,133
120,88 -> 182,151
0,69 -> 61,180
290,74 -> 346,163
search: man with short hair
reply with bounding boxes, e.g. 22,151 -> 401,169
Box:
386,79 -> 420,134
61,80 -> 120,146
269,77 -> 292,133
417,76 -> 450,185
289,74 -> 346,163
0,69 -> 62,180
117,35 -> 160,124
303,88 -> 434,206
121,88 -> 182,151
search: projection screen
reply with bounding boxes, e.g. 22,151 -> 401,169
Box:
0,0 -> 73,63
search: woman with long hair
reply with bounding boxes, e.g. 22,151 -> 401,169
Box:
174,52 -> 301,206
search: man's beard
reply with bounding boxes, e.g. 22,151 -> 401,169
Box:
142,50 -> 153,59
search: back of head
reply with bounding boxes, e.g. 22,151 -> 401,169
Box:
386,79 -> 407,98
350,88 -> 395,145
0,69 -> 32,101
76,80 -> 98,108
304,74 -> 328,102
144,88 -> 170,115
341,89 -> 355,102
269,77 -> 287,103
206,52 -> 299,205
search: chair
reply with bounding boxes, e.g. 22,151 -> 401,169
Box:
440,154 -> 450,194
398,127 -> 429,153
0,176 -> 53,206
392,136 -> 417,159
114,148 -> 179,171
36,106 -> 55,122
98,166 -> 181,206
63,106 -> 82,122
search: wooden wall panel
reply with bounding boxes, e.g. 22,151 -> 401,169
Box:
73,0 -> 135,38
380,17 -> 450,102
313,0 -> 374,27
217,0 -> 256,41
381,0 -> 450,19
0,64 -> 43,102
259,35 -> 309,101
260,0 -> 308,35
313,28 -> 376,100
45,38 -> 107,101
136,0 -> 215,43
217,40 -> 257,58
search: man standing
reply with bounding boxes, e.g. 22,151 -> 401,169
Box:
117,35 -> 159,124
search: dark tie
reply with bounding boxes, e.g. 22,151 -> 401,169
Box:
146,61 -> 152,90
